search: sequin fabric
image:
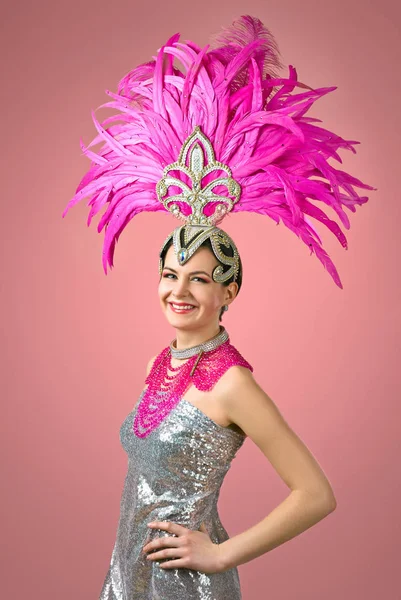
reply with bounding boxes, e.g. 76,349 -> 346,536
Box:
99,388 -> 246,599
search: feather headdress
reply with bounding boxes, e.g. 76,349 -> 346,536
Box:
62,14 -> 376,288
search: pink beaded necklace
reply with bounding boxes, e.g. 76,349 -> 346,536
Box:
133,327 -> 253,438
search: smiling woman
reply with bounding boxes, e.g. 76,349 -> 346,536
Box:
62,12 -> 374,600
159,235 -> 243,324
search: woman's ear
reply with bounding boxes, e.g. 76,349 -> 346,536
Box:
225,282 -> 239,304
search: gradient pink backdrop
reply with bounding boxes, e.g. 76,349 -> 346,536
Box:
1,1 -> 400,598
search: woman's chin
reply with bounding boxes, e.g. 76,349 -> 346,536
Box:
164,309 -> 203,329
166,316 -> 196,328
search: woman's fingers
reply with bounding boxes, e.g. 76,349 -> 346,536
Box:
143,520 -> 189,555
147,520 -> 188,536
143,533 -> 181,554
146,546 -> 185,562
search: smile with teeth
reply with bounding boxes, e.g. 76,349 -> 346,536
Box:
169,302 -> 197,313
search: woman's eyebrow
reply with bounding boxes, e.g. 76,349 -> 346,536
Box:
164,266 -> 211,277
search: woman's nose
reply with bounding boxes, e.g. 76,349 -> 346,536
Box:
173,277 -> 189,296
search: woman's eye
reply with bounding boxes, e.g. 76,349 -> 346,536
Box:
162,273 -> 207,283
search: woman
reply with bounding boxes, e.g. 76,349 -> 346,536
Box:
99,234 -> 336,600
63,14 -> 374,599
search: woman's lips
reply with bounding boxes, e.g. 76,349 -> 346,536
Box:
168,303 -> 197,314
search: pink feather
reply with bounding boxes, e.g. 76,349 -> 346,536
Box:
62,14 -> 376,288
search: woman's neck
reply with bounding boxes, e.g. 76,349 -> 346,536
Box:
173,324 -> 222,350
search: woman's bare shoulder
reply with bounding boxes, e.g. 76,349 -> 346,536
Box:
217,363 -> 256,391
146,355 -> 158,377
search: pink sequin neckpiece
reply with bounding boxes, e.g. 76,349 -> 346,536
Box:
133,334 -> 253,438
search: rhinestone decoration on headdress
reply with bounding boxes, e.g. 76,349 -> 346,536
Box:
62,14 -> 376,289
158,222 -> 240,283
156,125 -> 241,282
156,125 -> 241,226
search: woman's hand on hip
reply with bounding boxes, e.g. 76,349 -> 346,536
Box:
142,520 -> 226,574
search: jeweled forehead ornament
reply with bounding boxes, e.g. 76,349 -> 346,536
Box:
156,125 -> 241,284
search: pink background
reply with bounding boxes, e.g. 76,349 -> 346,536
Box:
2,1 -> 400,598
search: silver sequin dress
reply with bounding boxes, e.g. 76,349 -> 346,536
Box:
99,389 -> 246,600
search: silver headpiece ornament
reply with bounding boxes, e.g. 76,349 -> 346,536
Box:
156,126 -> 242,283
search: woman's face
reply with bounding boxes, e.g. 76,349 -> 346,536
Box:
158,244 -> 238,331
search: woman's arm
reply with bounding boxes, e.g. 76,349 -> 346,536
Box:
217,366 -> 337,571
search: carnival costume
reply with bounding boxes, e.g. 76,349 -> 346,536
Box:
62,15 -> 375,599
